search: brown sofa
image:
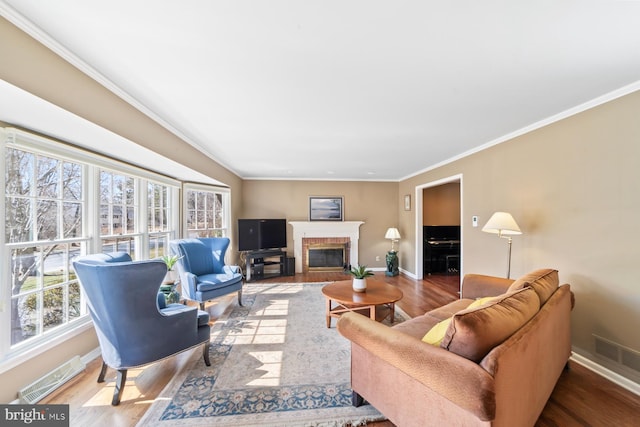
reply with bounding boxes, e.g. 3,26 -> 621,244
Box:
336,269 -> 573,427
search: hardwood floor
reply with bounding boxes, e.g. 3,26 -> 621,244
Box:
42,272 -> 640,426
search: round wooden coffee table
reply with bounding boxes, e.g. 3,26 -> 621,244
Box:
321,279 -> 403,328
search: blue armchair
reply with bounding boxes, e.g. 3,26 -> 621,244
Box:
72,252 -> 211,405
170,238 -> 243,310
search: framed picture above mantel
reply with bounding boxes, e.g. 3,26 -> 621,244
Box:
309,196 -> 343,221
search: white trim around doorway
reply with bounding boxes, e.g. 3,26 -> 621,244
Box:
414,174 -> 463,293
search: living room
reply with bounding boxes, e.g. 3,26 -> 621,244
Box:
1,2 -> 640,426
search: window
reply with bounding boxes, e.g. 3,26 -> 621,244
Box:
1,128 -> 181,365
184,184 -> 230,238
148,181 -> 171,258
4,145 -> 87,347
99,170 -> 139,257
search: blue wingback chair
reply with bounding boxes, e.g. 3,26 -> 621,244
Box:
72,252 -> 211,405
170,237 -> 243,310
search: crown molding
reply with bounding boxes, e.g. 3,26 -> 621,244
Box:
0,2 -> 241,178
402,80 -> 640,182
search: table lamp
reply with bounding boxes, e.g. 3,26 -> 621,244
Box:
385,227 -> 401,276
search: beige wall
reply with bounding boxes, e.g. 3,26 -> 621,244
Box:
0,17 -> 243,403
400,90 -> 640,382
2,13 -> 639,400
423,182 -> 461,225
241,180 -> 399,268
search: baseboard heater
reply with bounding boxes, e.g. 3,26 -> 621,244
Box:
18,355 -> 86,404
594,334 -> 640,373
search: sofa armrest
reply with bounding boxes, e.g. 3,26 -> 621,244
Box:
337,312 -> 496,421
461,274 -> 514,299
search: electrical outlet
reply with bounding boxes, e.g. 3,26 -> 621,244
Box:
472,215 -> 478,227
376,255 -> 381,262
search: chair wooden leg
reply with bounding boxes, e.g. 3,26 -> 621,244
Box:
238,289 -> 243,306
203,342 -> 211,366
199,301 -> 205,311
97,361 -> 108,383
112,369 -> 127,406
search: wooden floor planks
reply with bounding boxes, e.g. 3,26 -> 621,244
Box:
41,271 -> 639,427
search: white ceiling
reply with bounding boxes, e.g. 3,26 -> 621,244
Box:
2,1 -> 640,181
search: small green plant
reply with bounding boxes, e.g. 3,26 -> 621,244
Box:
161,254 -> 182,271
348,265 -> 374,279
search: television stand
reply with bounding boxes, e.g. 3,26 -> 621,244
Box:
245,249 -> 285,282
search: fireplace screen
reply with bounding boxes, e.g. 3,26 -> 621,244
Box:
307,244 -> 347,271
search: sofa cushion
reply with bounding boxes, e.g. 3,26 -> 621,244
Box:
441,287 -> 540,362
425,298 -> 475,322
196,273 -> 242,292
422,296 -> 497,346
392,312 -> 441,339
508,268 -> 559,305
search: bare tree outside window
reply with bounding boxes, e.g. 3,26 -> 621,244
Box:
2,130 -> 183,359
5,148 -> 85,345
148,182 -> 171,258
99,170 -> 138,256
185,189 -> 226,238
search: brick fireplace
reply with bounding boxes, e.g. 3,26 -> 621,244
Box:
289,221 -> 364,273
304,238 -> 350,272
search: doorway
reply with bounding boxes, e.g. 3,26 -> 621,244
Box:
414,174 -> 463,293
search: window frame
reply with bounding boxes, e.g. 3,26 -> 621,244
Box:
183,182 -> 231,238
0,128 -> 181,373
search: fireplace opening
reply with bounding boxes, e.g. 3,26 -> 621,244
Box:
307,244 -> 347,272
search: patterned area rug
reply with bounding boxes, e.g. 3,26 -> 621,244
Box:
137,282 -> 408,426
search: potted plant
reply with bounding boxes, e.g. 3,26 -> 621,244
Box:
162,254 -> 181,271
349,265 -> 374,293
160,254 -> 182,303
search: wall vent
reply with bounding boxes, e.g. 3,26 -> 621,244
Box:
621,348 -> 640,372
18,356 -> 85,404
593,334 -> 640,373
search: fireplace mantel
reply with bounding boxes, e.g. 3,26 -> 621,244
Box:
289,221 -> 364,273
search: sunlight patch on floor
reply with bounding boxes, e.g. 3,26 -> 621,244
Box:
262,283 -> 304,294
246,351 -> 283,386
81,369 -> 145,407
254,299 -> 290,317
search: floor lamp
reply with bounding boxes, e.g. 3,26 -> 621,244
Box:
482,212 -> 522,278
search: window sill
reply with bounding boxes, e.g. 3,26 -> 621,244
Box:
0,317 -> 94,375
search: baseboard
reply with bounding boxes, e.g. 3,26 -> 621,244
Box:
570,352 -> 640,396
82,347 -> 102,365
8,347 -> 102,405
399,268 -> 417,279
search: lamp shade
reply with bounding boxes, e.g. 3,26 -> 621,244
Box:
385,227 -> 401,240
482,212 -> 522,236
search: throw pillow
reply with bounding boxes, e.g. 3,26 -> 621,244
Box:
421,296 -> 497,346
440,287 -> 540,362
422,317 -> 452,346
467,296 -> 497,308
508,268 -> 559,305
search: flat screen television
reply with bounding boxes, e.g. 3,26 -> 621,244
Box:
238,219 -> 287,252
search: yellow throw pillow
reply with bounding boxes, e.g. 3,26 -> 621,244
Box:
422,317 -> 452,346
467,296 -> 496,310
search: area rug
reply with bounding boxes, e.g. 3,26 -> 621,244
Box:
137,282 -> 409,427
